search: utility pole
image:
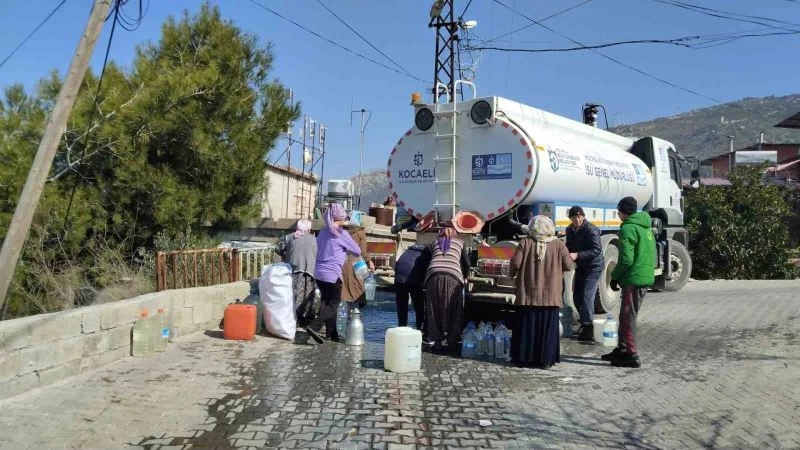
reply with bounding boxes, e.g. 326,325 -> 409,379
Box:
0,0 -> 113,309
350,106 -> 372,210
317,125 -> 327,213
429,0 -> 458,103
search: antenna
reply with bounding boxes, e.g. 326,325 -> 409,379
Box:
350,104 -> 372,210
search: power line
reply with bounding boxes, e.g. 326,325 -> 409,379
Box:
248,0 -> 427,83
314,0 -> 419,80
62,1 -> 122,229
481,0 -> 593,45
492,0 -> 723,104
651,0 -> 800,32
0,0 -> 68,70
468,29 -> 800,53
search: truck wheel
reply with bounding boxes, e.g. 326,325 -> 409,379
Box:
664,239 -> 691,292
596,240 -> 620,315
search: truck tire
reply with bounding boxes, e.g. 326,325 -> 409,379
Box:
596,237 -> 621,315
664,239 -> 691,292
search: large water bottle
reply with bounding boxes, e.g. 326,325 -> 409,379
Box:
484,323 -> 495,357
132,309 -> 155,357
155,307 -> 169,352
364,275 -> 376,302
494,321 -> 507,359
352,258 -> 370,281
476,322 -> 486,357
461,325 -> 478,359
603,314 -> 618,347
336,302 -> 349,337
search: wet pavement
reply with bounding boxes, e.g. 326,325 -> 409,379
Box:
0,280 -> 799,449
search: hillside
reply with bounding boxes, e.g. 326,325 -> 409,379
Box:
611,94 -> 800,161
351,94 -> 800,206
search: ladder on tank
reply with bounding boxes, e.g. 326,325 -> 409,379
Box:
432,80 -> 476,223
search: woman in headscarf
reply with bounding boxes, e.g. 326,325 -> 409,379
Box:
424,225 -> 471,353
341,219 -> 374,310
277,219 -> 318,327
509,215 -> 575,369
303,203 -> 362,344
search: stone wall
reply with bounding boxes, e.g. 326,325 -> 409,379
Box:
0,281 -> 250,400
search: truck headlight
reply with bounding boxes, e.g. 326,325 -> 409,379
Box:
470,100 -> 492,124
415,108 -> 434,131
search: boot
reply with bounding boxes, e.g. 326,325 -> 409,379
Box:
610,352 -> 641,368
601,347 -> 624,361
576,324 -> 594,342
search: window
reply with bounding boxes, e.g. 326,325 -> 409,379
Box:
668,150 -> 681,184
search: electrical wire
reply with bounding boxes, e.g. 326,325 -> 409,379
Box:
467,29 -> 800,52
651,0 -> 800,32
0,0 -> 68,70
314,0 -> 419,80
492,0 -> 723,104
248,0 -> 427,83
481,0 -> 593,46
62,1 -> 122,230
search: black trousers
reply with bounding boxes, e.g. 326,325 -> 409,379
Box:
395,283 -> 425,331
309,279 -> 341,338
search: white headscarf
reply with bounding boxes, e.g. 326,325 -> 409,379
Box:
529,215 -> 557,261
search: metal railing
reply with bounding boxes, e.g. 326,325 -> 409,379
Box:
155,247 -> 274,291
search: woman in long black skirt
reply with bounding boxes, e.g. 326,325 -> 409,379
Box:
424,225 -> 470,353
509,215 -> 575,369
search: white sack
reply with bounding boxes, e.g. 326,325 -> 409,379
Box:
259,262 -> 296,340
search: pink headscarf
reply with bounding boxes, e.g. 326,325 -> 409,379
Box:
294,219 -> 312,239
323,203 -> 348,236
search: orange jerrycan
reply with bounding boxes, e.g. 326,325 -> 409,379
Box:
223,300 -> 257,340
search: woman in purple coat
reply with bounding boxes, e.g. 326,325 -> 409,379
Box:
302,203 -> 361,344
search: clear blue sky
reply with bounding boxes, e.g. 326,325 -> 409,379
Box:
1,0 -> 799,186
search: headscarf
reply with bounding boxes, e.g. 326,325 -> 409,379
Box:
323,203 -> 348,236
294,219 -> 312,239
529,215 -> 557,261
438,226 -> 456,253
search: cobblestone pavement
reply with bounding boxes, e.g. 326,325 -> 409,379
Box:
1,280 -> 799,450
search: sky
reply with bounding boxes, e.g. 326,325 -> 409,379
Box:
1,0 -> 799,187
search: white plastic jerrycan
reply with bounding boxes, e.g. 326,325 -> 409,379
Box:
384,327 -> 422,373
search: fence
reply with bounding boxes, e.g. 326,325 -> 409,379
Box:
155,247 -> 275,291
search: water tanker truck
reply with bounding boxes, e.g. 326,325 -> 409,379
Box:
387,92 -> 692,316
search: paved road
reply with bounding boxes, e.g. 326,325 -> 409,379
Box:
0,280 -> 798,449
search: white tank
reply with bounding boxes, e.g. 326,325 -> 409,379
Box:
384,327 -> 422,373
387,97 -> 654,223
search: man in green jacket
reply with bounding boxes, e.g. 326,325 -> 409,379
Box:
606,196 -> 656,368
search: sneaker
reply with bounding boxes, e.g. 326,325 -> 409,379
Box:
601,348 -> 624,361
577,325 -> 595,342
610,352 -> 640,368
303,326 -> 325,344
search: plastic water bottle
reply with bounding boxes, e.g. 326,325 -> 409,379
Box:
484,324 -> 495,357
336,302 -> 349,337
603,314 -> 618,347
353,258 -> 370,280
504,329 -> 511,359
132,309 -> 155,357
461,324 -> 477,358
476,322 -> 486,357
364,275 -> 376,302
558,313 -> 564,338
155,307 -> 169,352
494,321 -> 507,359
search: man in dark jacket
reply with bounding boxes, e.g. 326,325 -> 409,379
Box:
565,206 -> 604,341
606,196 -> 656,368
394,244 -> 431,334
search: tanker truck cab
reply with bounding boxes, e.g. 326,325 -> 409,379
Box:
390,94 -> 692,322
